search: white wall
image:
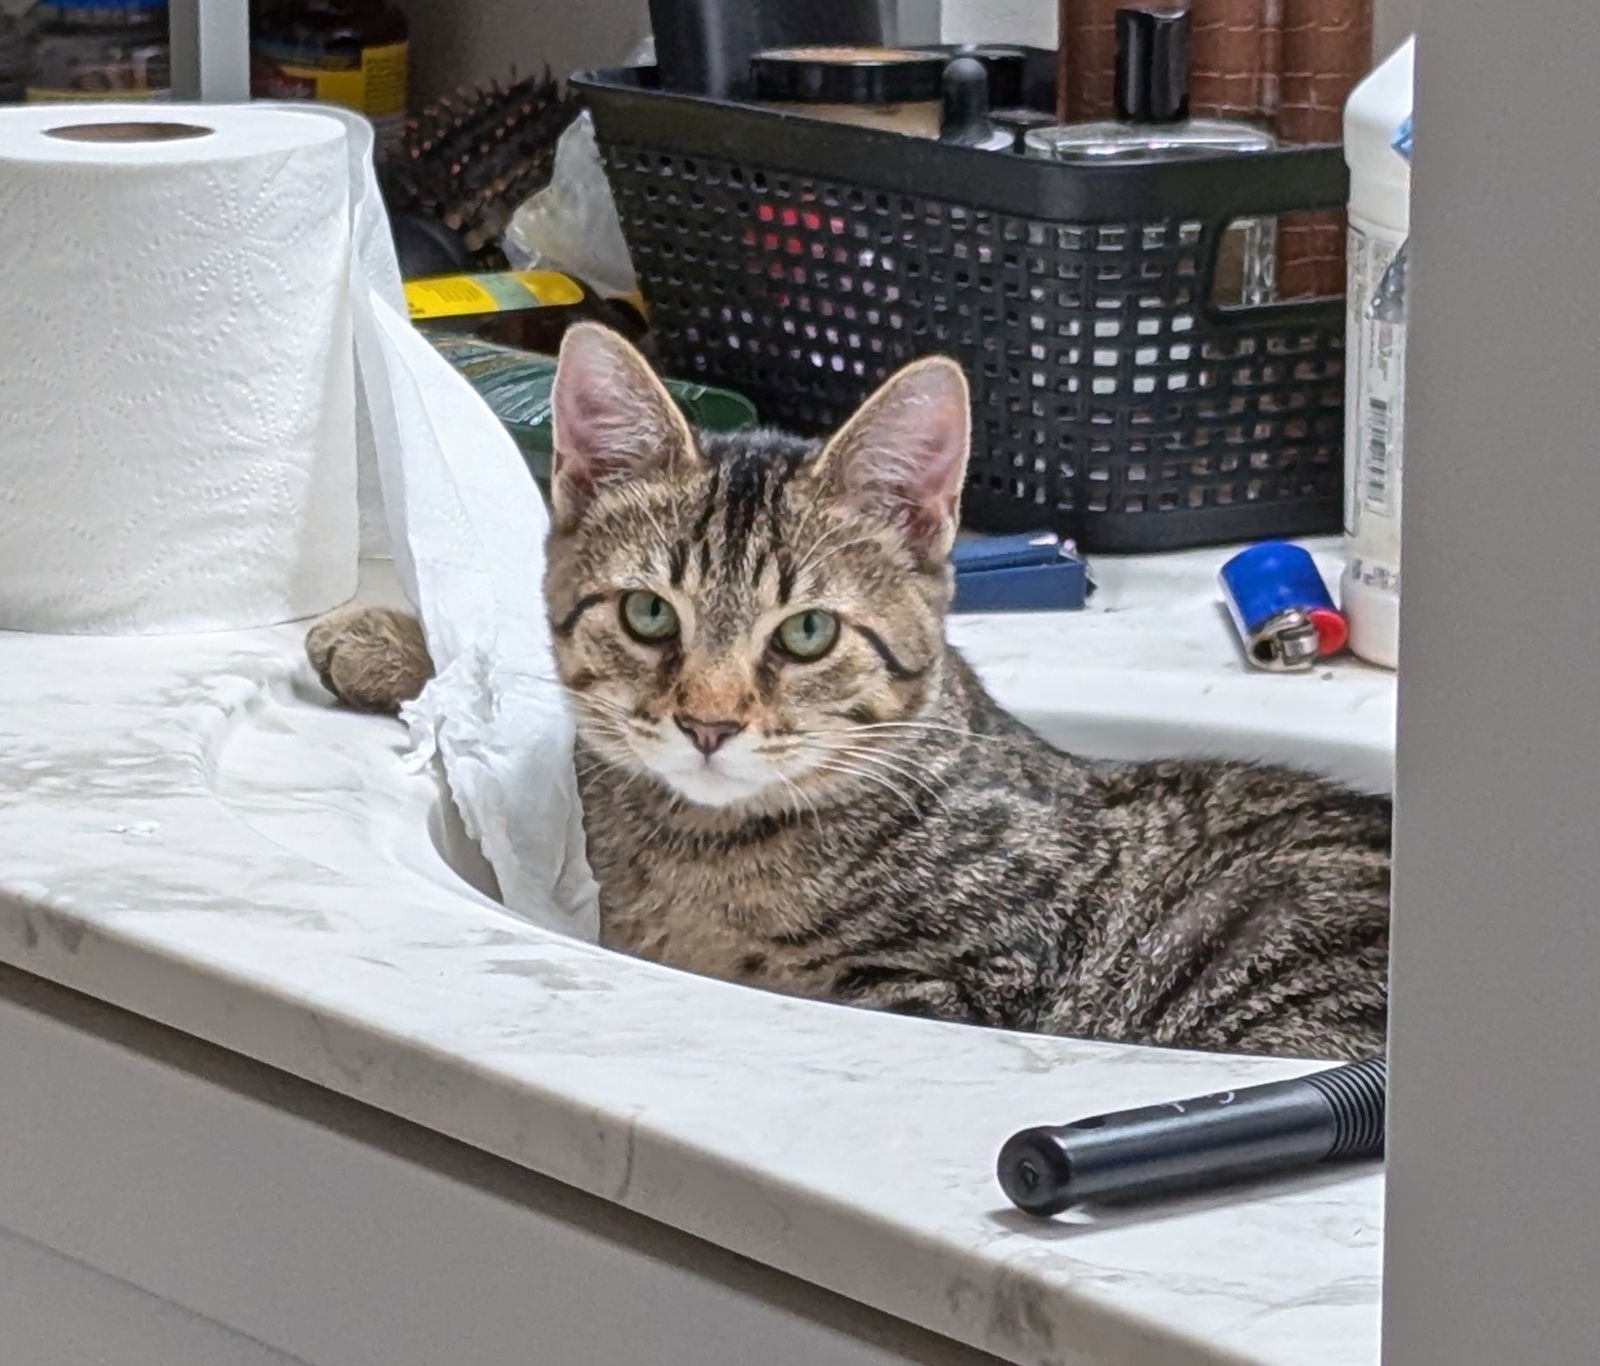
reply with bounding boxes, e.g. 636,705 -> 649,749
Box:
939,0 -> 1054,47
1373,0 -> 1417,60
403,0 -> 649,106
403,0 -> 936,106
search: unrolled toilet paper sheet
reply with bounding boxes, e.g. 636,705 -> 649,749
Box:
331,103 -> 600,940
0,102 -> 596,938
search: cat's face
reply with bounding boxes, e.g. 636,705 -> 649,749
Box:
543,325 -> 970,811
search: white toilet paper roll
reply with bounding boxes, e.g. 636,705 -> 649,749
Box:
0,106 -> 359,634
0,102 -> 598,940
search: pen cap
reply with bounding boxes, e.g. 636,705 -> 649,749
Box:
997,1058 -> 1387,1216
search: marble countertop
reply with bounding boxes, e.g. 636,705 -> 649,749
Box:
0,541 -> 1393,1366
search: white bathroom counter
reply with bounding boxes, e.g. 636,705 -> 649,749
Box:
949,539 -> 1393,792
0,541 -> 1393,1366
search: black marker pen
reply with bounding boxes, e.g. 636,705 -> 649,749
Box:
997,1057 -> 1386,1216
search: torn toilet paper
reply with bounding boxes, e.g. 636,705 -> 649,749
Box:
0,99 -> 594,937
337,106 -> 601,940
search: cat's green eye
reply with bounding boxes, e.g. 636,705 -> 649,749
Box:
620,591 -> 680,643
774,609 -> 840,662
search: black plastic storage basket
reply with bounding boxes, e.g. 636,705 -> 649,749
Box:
574,64 -> 1349,553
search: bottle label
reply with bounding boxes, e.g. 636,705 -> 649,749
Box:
27,23 -> 170,102
404,271 -> 586,322
251,39 -> 408,149
1345,216 -> 1407,596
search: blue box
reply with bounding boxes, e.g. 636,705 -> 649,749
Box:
949,533 -> 1091,614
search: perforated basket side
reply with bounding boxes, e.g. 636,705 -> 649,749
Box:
578,68 -> 1349,552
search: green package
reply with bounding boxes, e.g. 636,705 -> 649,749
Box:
427,333 -> 759,487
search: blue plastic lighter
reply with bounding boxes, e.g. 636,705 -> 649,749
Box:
1219,542 -> 1348,671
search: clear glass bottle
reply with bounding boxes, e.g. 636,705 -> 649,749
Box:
26,0 -> 170,102
1025,7 -> 1277,306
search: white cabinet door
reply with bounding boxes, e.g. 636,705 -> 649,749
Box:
1385,2 -> 1600,1363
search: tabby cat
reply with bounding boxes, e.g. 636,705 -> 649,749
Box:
310,323 -> 1390,1060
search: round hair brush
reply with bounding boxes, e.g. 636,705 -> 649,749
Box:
381,69 -> 580,277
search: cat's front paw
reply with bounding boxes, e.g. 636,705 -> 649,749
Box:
305,605 -> 433,715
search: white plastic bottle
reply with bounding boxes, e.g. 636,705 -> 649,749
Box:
1342,37 -> 1414,670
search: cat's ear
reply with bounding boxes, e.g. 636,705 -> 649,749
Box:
813,357 -> 970,562
550,323 -> 696,528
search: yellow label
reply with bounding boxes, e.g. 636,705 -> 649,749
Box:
272,41 -> 408,118
404,270 -> 585,321
360,41 -> 408,119
406,278 -> 492,321
405,277 -> 497,320
511,271 -> 585,307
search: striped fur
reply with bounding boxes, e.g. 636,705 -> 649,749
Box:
313,330 -> 1391,1059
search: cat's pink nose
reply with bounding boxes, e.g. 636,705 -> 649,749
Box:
675,715 -> 744,757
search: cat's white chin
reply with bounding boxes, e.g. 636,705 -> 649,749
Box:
644,735 -> 780,809
657,765 -> 772,808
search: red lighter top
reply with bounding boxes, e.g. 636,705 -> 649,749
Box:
1309,608 -> 1350,658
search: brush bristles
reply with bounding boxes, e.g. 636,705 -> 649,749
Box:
380,67 -> 580,268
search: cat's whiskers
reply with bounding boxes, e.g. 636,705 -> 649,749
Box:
784,518 -> 854,585
832,718 -> 1008,746
637,782 -> 696,847
773,771 -> 832,849
569,688 -> 630,714
805,756 -> 923,818
571,694 -> 651,738
575,743 -> 635,777
612,768 -> 654,806
816,743 -> 950,813
790,539 -> 882,599
577,745 -> 678,828
569,698 -> 661,772
754,739 -> 813,764
751,733 -> 949,814
574,737 -> 632,772
630,497 -> 674,563
571,720 -> 630,755
788,521 -> 883,593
